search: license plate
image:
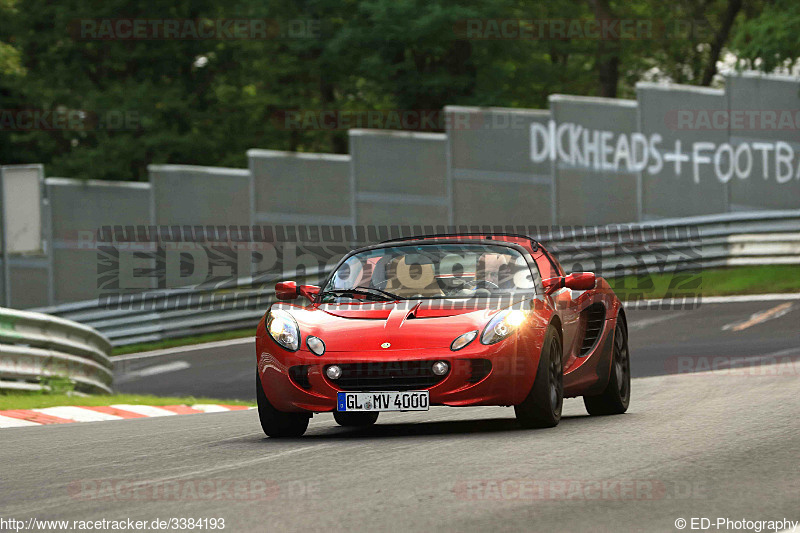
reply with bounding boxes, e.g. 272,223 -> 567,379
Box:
337,391 -> 429,412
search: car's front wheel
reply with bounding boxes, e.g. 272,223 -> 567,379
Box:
333,411 -> 379,427
256,375 -> 310,438
583,319 -> 630,416
514,325 -> 563,428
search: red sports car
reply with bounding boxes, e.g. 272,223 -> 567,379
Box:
255,233 -> 630,437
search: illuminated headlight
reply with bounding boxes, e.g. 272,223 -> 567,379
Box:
481,309 -> 529,345
451,330 -> 478,351
266,308 -> 300,351
306,336 -> 325,356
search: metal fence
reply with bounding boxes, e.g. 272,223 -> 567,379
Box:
0,307 -> 113,393
32,210 -> 800,348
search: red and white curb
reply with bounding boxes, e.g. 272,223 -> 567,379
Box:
0,404 -> 253,428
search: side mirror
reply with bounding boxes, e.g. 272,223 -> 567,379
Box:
275,282 -> 321,302
275,281 -> 298,300
564,272 -> 596,291
542,276 -> 564,294
298,284 -> 320,302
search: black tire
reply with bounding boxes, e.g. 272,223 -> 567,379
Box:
584,319 -> 631,416
333,411 -> 379,427
256,375 -> 310,438
514,326 -> 563,428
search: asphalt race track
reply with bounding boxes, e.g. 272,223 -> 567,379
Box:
2,296 -> 799,532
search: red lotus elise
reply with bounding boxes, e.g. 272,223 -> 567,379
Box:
255,233 -> 630,437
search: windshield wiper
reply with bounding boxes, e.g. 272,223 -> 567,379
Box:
320,287 -> 403,301
354,286 -> 404,301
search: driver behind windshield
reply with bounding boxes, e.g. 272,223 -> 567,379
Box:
383,256 -> 445,298
322,244 -> 533,302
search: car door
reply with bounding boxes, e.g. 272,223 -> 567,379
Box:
534,250 -> 581,360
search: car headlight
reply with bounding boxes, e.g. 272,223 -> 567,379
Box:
266,308 -> 300,351
451,330 -> 478,351
481,309 -> 529,345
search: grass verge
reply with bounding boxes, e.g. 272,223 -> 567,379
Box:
0,392 -> 254,411
611,264 -> 800,301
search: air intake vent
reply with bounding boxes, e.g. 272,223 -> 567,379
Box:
579,303 -> 606,356
330,361 -> 445,391
468,359 -> 492,383
289,365 -> 311,389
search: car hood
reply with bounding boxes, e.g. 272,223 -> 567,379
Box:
280,298 -> 529,351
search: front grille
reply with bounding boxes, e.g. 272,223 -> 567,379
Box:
330,361 -> 445,391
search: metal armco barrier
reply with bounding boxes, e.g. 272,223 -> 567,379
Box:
34,268 -> 330,347
0,307 -> 113,393
32,211 -> 800,348
546,210 -> 800,276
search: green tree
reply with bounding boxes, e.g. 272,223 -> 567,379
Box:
0,0 -> 788,180
731,0 -> 800,72
0,0 -> 24,76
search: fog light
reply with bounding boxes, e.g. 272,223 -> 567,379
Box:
326,365 -> 342,380
432,361 -> 449,376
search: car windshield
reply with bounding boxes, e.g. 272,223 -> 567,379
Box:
320,243 -> 535,302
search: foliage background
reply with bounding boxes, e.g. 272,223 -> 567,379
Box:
0,0 -> 795,181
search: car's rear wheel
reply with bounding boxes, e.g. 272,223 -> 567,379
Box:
256,375 -> 310,438
333,411 -> 379,427
514,326 -> 563,428
584,319 -> 630,415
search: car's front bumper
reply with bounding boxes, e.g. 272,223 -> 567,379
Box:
257,331 -> 545,413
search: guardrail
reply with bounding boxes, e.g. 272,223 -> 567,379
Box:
34,267 -> 330,347
546,210 -> 800,276
31,210 -> 800,348
0,307 -> 113,393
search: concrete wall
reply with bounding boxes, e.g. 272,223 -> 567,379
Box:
637,83 -> 729,219
149,164 -> 252,226
0,165 -> 43,253
549,95 -> 640,225
46,178 -> 153,304
446,106 -> 553,227
9,258 -> 50,308
0,165 -> 49,309
248,149 -> 353,225
5,71 -> 800,307
726,73 -> 800,210
349,129 -> 449,225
